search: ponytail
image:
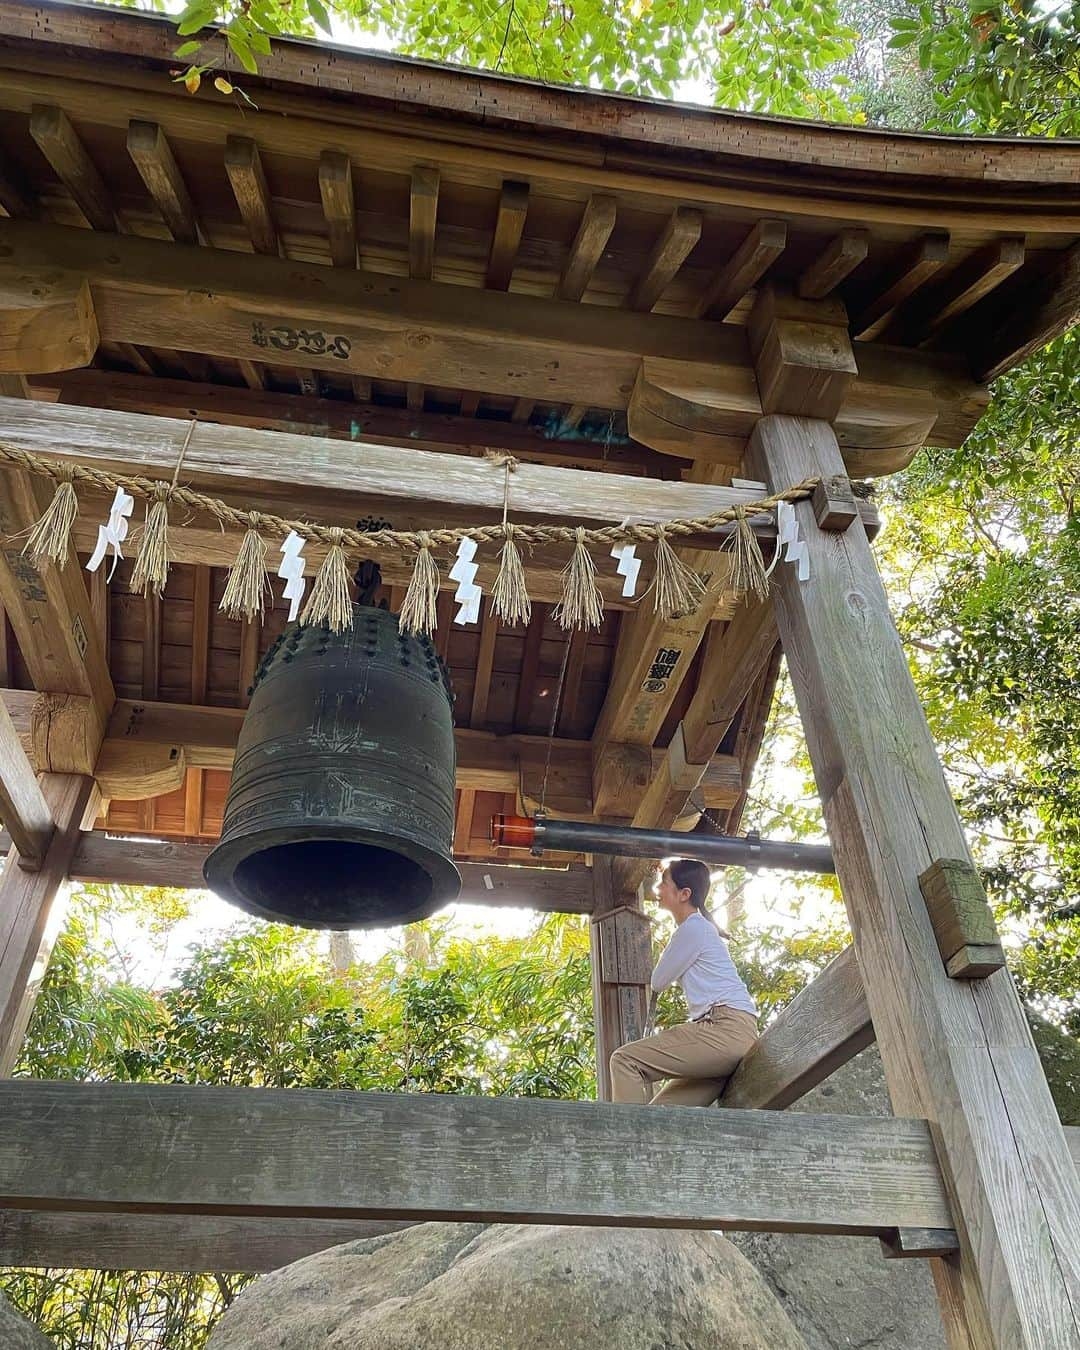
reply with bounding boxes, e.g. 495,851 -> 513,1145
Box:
668,858 -> 731,939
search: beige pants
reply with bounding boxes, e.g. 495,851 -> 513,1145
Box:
610,1008 -> 758,1106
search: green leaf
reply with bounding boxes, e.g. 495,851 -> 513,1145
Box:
173,39 -> 204,57
226,28 -> 259,73
306,0 -> 333,35
176,7 -> 215,36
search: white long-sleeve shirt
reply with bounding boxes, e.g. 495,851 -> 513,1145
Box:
651,912 -> 757,1021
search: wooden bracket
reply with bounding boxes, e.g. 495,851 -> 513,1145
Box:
811,474 -> 859,532
918,857 -> 1005,979
748,284 -> 857,423
879,1227 -> 960,1261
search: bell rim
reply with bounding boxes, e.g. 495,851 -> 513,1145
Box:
202,825 -> 462,931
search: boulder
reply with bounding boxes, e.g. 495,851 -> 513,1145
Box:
207,1220 -> 808,1350
0,1291 -> 54,1349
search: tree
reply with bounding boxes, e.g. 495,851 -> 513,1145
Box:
159,0 -> 861,117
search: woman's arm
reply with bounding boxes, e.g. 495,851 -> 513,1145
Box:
650,921 -> 706,992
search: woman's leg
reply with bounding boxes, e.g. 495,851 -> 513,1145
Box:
609,1013 -> 757,1105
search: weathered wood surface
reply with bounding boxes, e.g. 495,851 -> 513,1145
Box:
0,696 -> 53,868
0,219 -> 989,459
9,829 -> 598,913
720,945 -> 874,1111
747,414 -> 1080,1350
0,1079 -> 955,1235
0,393 -> 771,530
1,691 -> 743,814
3,1130 -> 1079,1274
0,1209 -> 412,1274
0,773 -> 95,1075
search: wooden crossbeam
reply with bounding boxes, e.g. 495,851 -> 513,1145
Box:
0,1210 -> 411,1275
0,1080 -> 956,1236
851,233 -> 950,340
34,369 -> 670,475
3,1133 -> 1079,1275
0,219 -> 989,458
0,395 -> 774,531
1,690 -> 744,814
0,829 -> 599,911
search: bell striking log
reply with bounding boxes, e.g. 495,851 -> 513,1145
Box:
203,606 -> 461,929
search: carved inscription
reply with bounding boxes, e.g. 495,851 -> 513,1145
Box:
640,646 -> 682,695
250,322 -> 352,360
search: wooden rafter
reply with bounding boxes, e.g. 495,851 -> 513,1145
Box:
224,135 -> 279,256
126,119 -> 202,246
28,103 -> 117,231
557,194 -> 616,302
318,149 -> 356,269
628,207 -> 703,312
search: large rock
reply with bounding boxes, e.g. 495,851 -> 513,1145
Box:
207,1220 -> 808,1350
0,1291 -> 54,1349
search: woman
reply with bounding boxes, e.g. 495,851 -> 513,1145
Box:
610,858 -> 757,1106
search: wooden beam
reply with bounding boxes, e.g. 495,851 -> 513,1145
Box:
0,1210 -> 412,1275
28,103 -> 117,232
0,828 -> 597,911
797,228 -> 870,300
628,207 -> 702,313
0,219 -> 989,459
556,194 -> 616,302
0,773 -> 95,1075
971,240 -> 1080,382
486,179 -> 529,291
720,946 -> 874,1110
2,691 -> 742,813
0,395 -> 773,531
318,149 -> 356,269
892,237 -> 1025,346
36,368 -> 669,476
126,120 -> 202,246
851,233 -> 950,340
224,135 -> 278,256
0,1079 -> 956,1236
0,470 -> 114,771
747,413 -> 1080,1348
409,165 -> 439,281
0,697 -> 53,868
609,600 -> 777,893
696,219 -> 787,321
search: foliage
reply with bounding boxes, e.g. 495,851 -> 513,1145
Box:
157,0 -> 862,117
886,0 -> 1080,135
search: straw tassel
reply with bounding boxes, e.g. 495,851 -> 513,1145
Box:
129,485 -> 173,597
651,524 -> 707,618
399,531 -> 440,636
220,516 -> 269,621
21,465 -> 78,567
300,529 -> 353,632
723,507 -> 770,600
555,527 -> 604,631
491,523 -> 531,628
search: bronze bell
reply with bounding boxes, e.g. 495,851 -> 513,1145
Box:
203,605 -> 461,929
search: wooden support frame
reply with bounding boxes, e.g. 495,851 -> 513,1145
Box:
0,772 -> 95,1075
0,1079 -> 958,1236
0,218 -> 989,461
746,413 -> 1080,1349
0,696 -> 53,868
0,829 -> 600,913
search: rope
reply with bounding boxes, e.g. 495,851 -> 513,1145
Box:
0,441 -> 821,559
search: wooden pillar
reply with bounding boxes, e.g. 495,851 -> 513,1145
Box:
589,857 -> 652,1101
746,414 -> 1080,1350
0,772 -> 96,1075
